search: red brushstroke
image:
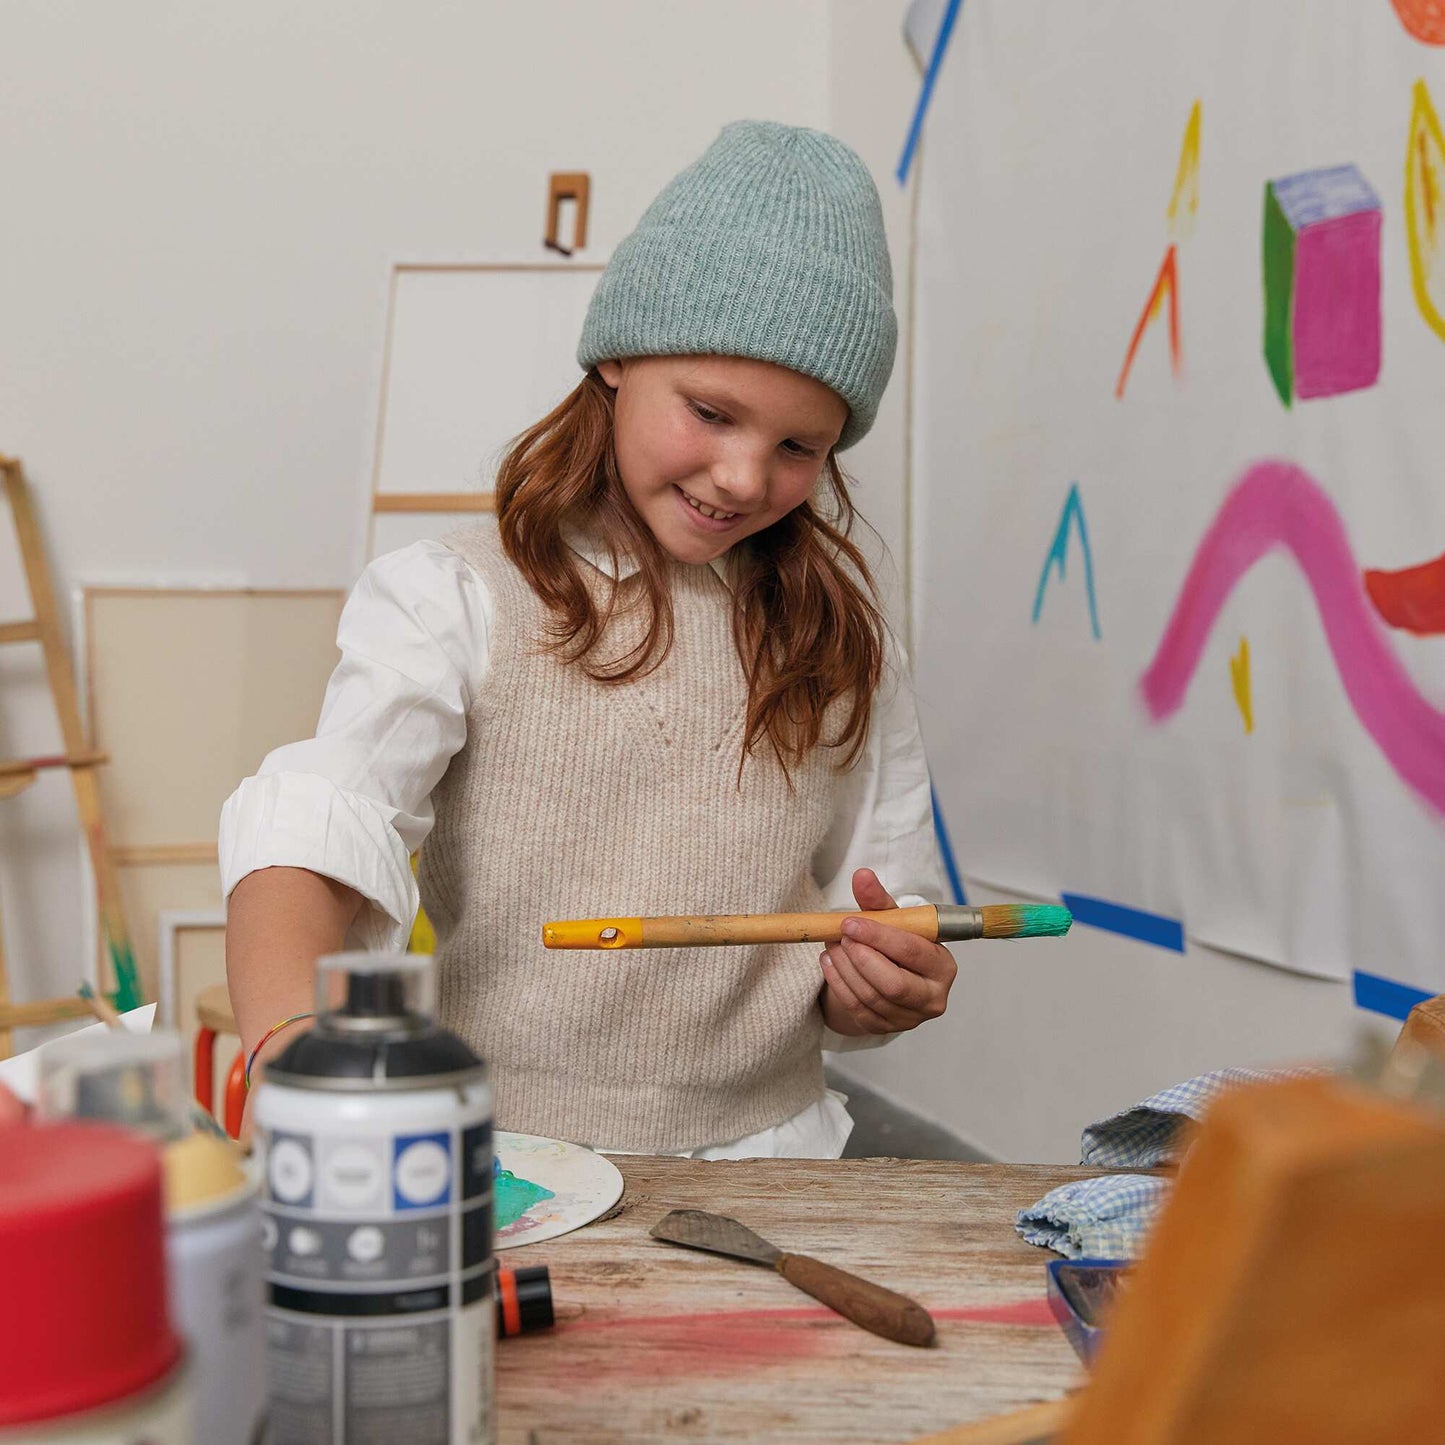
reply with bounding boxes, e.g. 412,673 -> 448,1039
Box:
1365,551 -> 1445,634
1391,0 -> 1445,45
519,1299 -> 1058,1382
1140,460 -> 1445,815
1115,244 -> 1182,400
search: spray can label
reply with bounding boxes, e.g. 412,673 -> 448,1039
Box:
259,1101 -> 492,1445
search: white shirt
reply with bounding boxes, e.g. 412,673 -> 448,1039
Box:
220,536 -> 945,1158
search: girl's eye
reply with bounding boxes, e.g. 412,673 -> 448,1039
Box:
782,440 -> 819,460
689,401 -> 725,424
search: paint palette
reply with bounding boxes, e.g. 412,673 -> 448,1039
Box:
493,1130 -> 624,1251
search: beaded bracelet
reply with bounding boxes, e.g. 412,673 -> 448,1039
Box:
244,1012 -> 316,1091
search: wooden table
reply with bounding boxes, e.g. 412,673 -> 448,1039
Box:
497,1158 -> 1093,1444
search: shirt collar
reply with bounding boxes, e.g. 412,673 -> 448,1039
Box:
564,527 -> 735,591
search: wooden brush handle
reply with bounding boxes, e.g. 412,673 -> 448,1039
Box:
642,905 -> 940,948
775,1252 -> 936,1347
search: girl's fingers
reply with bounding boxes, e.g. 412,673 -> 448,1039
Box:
820,950 -> 898,1033
837,936 -> 946,1020
850,867 -> 898,913
841,916 -> 957,986
826,944 -> 920,1027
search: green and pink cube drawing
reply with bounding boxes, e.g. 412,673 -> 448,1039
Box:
1262,164 -> 1382,406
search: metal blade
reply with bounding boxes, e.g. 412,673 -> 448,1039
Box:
649,1209 -> 783,1266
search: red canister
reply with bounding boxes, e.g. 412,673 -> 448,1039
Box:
0,1119 -> 190,1436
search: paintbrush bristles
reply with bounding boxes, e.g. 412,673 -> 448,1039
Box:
979,904 -> 1073,939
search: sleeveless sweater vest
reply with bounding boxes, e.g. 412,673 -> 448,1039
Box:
419,525 -> 843,1152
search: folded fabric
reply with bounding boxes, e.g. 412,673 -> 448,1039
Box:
1079,1066 -> 1299,1169
1015,1174 -> 1168,1260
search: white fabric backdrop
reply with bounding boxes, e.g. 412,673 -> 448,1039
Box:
913,0 -> 1445,993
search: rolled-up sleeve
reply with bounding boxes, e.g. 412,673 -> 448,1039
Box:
218,540 -> 491,951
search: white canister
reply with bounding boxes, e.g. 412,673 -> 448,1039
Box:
164,1132 -> 268,1445
255,952 -> 494,1445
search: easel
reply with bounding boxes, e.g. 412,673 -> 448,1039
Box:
0,455 -> 141,1057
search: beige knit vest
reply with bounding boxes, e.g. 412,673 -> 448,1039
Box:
419,525 -> 843,1152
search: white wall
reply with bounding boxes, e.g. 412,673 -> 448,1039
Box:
0,0 -> 831,1028
823,1 -> 1402,1163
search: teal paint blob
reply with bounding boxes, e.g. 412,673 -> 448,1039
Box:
495,1168 -> 555,1229
1014,905 -> 1073,938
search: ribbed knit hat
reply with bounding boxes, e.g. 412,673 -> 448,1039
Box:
578,120 -> 896,451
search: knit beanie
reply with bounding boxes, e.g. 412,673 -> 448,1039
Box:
577,120 -> 896,451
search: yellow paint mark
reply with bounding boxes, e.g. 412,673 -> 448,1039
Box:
408,853 -> 436,954
1230,636 -> 1253,735
1405,78 -> 1445,342
1166,100 -> 1202,238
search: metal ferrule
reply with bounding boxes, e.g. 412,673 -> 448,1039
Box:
935,905 -> 985,942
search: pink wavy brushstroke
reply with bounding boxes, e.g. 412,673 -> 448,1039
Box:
1140,459 -> 1445,815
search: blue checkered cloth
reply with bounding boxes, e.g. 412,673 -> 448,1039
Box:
1015,1174 -> 1167,1259
1017,1067 -> 1317,1258
1079,1067 -> 1290,1168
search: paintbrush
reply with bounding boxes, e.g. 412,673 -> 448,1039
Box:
650,1208 -> 936,1347
76,981 -> 232,1142
77,980 -> 124,1029
543,902 -> 1072,950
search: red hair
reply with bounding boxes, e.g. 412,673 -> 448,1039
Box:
494,370 -> 885,771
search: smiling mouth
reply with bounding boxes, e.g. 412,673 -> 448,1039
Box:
678,487 -> 741,522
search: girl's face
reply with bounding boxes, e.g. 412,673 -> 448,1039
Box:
597,355 -> 848,565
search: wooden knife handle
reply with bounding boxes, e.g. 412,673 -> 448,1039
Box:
775,1252 -> 936,1347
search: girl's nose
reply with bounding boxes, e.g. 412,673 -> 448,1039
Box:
712,455 -> 769,509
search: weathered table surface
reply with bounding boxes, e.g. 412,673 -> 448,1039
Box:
497,1157 -> 1092,1444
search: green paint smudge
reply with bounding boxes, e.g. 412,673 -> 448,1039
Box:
495,1168 -> 554,1229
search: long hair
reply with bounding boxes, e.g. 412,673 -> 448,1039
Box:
494,369 -> 885,772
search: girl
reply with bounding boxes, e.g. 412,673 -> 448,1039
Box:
222,120 -> 954,1158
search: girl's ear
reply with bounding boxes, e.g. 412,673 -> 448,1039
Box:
596,358 -> 624,389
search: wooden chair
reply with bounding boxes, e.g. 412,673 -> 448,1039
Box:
194,983 -> 245,1139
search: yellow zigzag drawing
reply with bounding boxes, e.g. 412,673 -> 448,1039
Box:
1167,99 -> 1202,238
1406,77 -> 1445,342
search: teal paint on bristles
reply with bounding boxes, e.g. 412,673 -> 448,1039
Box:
978,903 -> 1073,939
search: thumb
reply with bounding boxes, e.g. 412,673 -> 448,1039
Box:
851,867 -> 898,912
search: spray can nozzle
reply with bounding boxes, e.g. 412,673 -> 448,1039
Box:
316,951 -> 436,1025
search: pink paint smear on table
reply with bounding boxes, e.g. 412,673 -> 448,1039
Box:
521,1299 -> 1057,1381
1140,459 -> 1445,815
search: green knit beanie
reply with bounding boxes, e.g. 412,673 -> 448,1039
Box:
578,120 -> 896,451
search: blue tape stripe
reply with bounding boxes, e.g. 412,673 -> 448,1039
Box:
1352,970 -> 1433,1022
1060,893 -> 1185,952
896,0 -> 964,185
930,783 -> 968,905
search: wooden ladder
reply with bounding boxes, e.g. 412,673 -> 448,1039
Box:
0,454 -> 140,1057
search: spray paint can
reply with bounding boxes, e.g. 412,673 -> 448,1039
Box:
39,1030 -> 268,1445
0,1117 -> 193,1443
254,952 -> 494,1445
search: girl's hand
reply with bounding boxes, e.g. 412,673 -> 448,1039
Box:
819,868 -> 958,1036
